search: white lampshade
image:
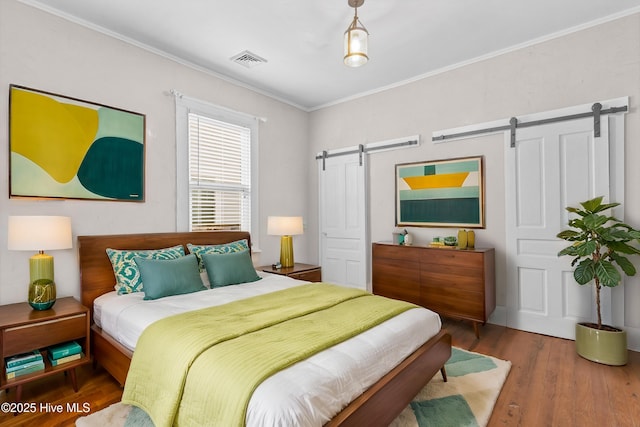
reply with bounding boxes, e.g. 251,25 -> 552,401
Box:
267,216 -> 303,236
8,216 -> 73,251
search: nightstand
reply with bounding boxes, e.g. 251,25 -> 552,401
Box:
0,297 -> 91,402
259,263 -> 322,282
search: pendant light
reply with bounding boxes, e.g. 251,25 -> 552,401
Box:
344,0 -> 368,67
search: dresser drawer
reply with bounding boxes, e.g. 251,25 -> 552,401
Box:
421,270 -> 484,292
373,244 -> 420,262
421,287 -> 484,321
2,313 -> 87,356
422,249 -> 485,268
372,257 -> 421,305
290,269 -> 321,282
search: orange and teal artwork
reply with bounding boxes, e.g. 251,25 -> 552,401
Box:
395,156 -> 484,228
9,85 -> 145,201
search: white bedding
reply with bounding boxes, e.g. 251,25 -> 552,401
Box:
94,273 -> 442,426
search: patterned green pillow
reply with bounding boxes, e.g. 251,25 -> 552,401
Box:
106,245 -> 186,294
187,239 -> 249,272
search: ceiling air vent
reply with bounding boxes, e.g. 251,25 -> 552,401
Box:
230,50 -> 267,69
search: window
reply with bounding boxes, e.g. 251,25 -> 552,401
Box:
175,95 -> 258,240
188,114 -> 251,231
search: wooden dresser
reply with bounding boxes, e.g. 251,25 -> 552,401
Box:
372,242 -> 495,338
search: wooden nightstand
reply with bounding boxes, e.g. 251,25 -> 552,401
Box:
0,297 -> 91,401
259,263 -> 322,282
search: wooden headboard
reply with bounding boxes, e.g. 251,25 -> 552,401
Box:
78,231 -> 251,318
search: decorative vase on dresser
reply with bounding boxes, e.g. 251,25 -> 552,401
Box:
372,242 -> 495,338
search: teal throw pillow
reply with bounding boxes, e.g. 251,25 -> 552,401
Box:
106,245 -> 185,295
202,250 -> 261,288
187,239 -> 249,272
134,254 -> 206,300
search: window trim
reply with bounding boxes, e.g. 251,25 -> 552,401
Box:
175,94 -> 259,248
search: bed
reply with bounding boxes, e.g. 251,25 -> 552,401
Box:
78,231 -> 451,426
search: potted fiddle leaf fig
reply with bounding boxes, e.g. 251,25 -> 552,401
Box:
557,196 -> 640,365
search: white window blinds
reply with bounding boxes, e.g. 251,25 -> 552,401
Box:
188,113 -> 251,231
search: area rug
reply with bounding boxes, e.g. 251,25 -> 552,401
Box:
76,347 -> 510,427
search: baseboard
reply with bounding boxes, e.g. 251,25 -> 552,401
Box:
487,305 -> 639,353
625,325 -> 640,352
488,305 -> 506,326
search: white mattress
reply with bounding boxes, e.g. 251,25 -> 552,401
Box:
94,273 -> 442,426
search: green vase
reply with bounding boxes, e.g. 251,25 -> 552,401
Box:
457,229 -> 467,249
467,230 -> 475,249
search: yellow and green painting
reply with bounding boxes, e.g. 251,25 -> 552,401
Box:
9,85 -> 144,201
396,156 -> 484,227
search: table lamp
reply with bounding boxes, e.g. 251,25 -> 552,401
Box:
267,216 -> 303,268
8,216 -> 73,310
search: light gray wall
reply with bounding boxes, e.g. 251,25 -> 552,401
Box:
0,0 -> 311,304
308,13 -> 640,348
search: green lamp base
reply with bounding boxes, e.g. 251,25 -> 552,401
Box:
28,253 -> 57,311
280,235 -> 294,268
29,278 -> 56,310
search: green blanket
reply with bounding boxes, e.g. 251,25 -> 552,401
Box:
121,283 -> 416,427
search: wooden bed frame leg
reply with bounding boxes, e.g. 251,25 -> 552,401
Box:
440,366 -> 448,382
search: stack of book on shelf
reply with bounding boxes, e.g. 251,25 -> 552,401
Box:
5,350 -> 45,380
47,341 -> 83,367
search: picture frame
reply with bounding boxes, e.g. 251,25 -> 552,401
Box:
395,156 -> 484,228
9,84 -> 145,201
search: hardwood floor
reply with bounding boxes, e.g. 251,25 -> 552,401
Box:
0,365 -> 122,427
1,319 -> 638,426
447,319 -> 640,427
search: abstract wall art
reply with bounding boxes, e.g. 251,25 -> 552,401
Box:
9,85 -> 145,201
395,156 -> 484,228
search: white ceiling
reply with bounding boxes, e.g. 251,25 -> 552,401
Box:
22,0 -> 640,111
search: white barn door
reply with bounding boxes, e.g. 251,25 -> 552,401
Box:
505,117 -> 611,339
318,151 -> 368,290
